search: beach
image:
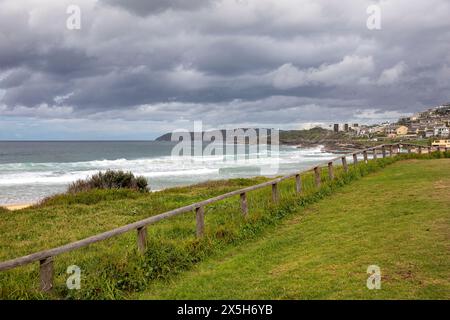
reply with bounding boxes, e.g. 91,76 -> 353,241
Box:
3,203 -> 32,211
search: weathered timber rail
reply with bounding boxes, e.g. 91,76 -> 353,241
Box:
0,143 -> 444,292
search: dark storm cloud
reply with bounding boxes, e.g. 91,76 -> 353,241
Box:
31,47 -> 99,76
0,69 -> 31,89
0,0 -> 449,132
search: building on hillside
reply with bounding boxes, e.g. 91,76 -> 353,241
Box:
385,125 -> 408,137
407,128 -> 418,135
425,130 -> 434,138
434,126 -> 450,137
344,124 -> 349,132
396,125 -> 409,135
369,125 -> 386,134
332,123 -> 361,133
355,124 -> 371,135
398,117 -> 412,126
432,139 -> 450,148
385,125 -> 396,135
333,124 -> 339,133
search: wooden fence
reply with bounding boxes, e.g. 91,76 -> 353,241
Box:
0,142 -> 446,292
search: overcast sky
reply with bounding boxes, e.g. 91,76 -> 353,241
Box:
0,0 -> 449,140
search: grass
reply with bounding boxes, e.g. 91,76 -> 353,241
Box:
137,159 -> 450,299
0,152 -> 449,299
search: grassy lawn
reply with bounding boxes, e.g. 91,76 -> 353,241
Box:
137,159 -> 450,299
1,155 -> 448,299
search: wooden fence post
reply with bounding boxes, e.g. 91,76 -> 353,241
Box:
295,174 -> 302,194
328,162 -> 334,180
428,146 -> 431,154
137,227 -> 147,254
240,192 -> 248,217
353,153 -> 358,165
40,257 -> 53,292
314,167 -> 321,187
382,146 -> 386,158
341,157 -> 348,173
272,183 -> 279,203
372,148 -> 377,160
389,145 -> 393,157
196,206 -> 205,238
418,146 -> 422,154
363,150 -> 368,163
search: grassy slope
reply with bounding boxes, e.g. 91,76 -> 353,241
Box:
138,159 -> 450,299
0,156 -> 395,299
0,177 -> 268,261
280,127 -> 347,144
1,176 -> 281,299
1,155 -> 448,299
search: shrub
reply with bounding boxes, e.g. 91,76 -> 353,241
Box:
68,170 -> 149,194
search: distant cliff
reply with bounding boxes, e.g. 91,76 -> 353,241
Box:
154,127 -> 358,151
155,132 -> 177,141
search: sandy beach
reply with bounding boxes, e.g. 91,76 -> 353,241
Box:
2,203 -> 32,211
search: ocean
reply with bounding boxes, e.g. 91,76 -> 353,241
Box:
0,141 -> 335,205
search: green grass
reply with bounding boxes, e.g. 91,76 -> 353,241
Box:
0,152 -> 449,299
137,159 -> 450,299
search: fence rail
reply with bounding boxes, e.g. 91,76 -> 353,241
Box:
0,142 -> 445,292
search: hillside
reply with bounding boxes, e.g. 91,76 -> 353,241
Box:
139,159 -> 450,299
279,127 -> 351,148
155,127 -> 354,149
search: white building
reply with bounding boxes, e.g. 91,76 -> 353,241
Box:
434,126 -> 449,137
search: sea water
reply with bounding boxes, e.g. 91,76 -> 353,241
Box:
0,141 -> 334,205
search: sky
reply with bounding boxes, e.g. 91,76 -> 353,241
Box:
0,0 -> 449,140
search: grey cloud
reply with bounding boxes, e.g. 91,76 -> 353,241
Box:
30,47 -> 99,77
0,0 -> 449,133
0,69 -> 31,89
101,0 -> 215,16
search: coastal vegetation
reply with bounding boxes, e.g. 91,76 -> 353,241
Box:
0,152 -> 449,299
280,127 -> 348,145
66,170 -> 149,194
139,158 -> 450,299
